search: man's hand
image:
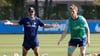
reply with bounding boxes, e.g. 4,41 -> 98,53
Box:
4,19 -> 13,25
87,39 -> 90,47
57,41 -> 61,46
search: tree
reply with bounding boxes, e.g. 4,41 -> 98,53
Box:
0,0 -> 12,20
48,0 -> 53,19
0,0 -> 9,6
35,0 -> 39,17
94,0 -> 100,5
10,0 -> 25,20
43,0 -> 48,19
43,0 -> 53,20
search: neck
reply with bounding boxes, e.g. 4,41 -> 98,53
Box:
72,15 -> 78,20
30,15 -> 35,19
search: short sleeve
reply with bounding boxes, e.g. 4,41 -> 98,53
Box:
65,19 -> 69,29
81,16 -> 88,27
18,18 -> 24,25
38,18 -> 44,27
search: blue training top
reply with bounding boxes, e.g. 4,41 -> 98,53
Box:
18,16 -> 44,42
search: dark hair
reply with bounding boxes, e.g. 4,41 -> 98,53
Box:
28,7 -> 35,12
70,4 -> 78,11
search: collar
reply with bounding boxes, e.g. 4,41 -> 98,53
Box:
28,16 -> 36,20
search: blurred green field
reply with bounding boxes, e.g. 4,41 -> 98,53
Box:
0,34 -> 100,56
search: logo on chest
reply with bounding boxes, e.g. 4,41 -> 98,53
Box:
26,22 -> 37,27
73,26 -> 80,29
71,23 -> 81,30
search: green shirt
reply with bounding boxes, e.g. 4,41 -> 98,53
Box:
65,15 -> 88,39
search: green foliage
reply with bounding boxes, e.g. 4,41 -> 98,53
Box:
0,0 -> 100,20
94,0 -> 100,6
0,0 -> 25,20
82,5 -> 100,19
0,0 -> 10,6
0,6 -> 11,20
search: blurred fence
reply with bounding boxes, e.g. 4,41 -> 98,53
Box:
0,20 -> 100,34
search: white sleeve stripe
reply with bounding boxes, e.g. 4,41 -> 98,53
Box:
65,19 -> 69,29
81,16 -> 88,26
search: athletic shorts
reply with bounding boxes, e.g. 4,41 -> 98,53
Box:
68,38 -> 87,47
22,41 -> 39,50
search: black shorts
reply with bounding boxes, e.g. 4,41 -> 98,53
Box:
23,41 -> 39,50
68,38 -> 87,47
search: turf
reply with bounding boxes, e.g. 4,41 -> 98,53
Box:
0,34 -> 100,56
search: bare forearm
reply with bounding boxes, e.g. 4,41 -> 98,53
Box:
58,29 -> 67,42
85,25 -> 90,42
57,29 -> 67,46
86,28 -> 90,40
11,23 -> 20,26
85,26 -> 90,46
59,32 -> 67,42
4,20 -> 20,26
44,24 -> 58,28
44,24 -> 53,28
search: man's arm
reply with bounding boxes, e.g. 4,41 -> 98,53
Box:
85,25 -> 90,46
44,24 -> 58,28
57,28 -> 67,46
57,19 -> 69,46
82,16 -> 90,46
11,23 -> 20,26
4,20 -> 20,26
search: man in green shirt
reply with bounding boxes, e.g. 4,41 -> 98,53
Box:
57,4 -> 90,56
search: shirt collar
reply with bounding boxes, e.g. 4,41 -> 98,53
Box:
28,16 -> 36,20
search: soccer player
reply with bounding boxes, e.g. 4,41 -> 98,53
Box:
57,4 -> 90,56
4,7 -> 58,56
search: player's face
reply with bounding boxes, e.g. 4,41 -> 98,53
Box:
70,7 -> 78,16
28,11 -> 35,16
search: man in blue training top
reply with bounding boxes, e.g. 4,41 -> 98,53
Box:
5,7 -> 58,56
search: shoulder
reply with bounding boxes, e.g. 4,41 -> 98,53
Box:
34,17 -> 44,23
67,17 -> 71,21
65,19 -> 69,22
78,15 -> 86,21
65,19 -> 70,25
78,15 -> 85,19
35,17 -> 41,19
35,17 -> 42,20
78,15 -> 88,25
19,17 -> 31,22
67,17 -> 72,23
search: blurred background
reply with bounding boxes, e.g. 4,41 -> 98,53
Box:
0,0 -> 100,34
0,0 -> 100,20
0,0 -> 100,56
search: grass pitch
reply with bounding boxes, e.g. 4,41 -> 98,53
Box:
0,34 -> 100,56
